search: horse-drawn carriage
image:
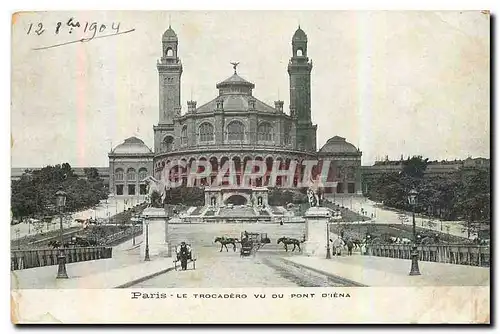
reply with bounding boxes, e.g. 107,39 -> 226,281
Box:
239,231 -> 270,257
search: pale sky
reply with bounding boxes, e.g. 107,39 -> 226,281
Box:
11,11 -> 490,167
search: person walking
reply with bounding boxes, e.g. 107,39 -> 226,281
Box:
346,238 -> 354,256
332,236 -> 345,256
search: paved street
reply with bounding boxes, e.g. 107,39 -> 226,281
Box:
131,248 -> 358,288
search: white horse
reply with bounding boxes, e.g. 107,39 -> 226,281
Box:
143,176 -> 168,207
307,188 -> 319,207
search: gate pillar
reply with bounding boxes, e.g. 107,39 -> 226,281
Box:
303,207 -> 333,257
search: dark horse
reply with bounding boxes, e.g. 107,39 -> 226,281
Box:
277,237 -> 304,252
214,237 -> 239,252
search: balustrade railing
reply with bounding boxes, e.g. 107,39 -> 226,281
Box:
364,244 -> 490,267
103,226 -> 143,246
11,246 -> 113,271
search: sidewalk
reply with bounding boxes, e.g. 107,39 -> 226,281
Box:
327,196 -> 471,239
11,246 -> 174,289
10,197 -> 142,241
285,255 -> 490,287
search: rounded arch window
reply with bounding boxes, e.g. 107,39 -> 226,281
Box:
296,48 -> 303,57
258,122 -> 273,142
163,136 -> 174,151
199,122 -> 214,142
227,121 -> 245,141
138,168 -> 148,181
115,168 -> 124,181
127,168 -> 136,181
165,48 -> 174,57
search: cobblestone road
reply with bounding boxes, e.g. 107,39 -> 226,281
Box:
132,248 -> 359,288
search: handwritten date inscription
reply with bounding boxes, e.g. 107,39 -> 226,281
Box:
27,18 -> 134,50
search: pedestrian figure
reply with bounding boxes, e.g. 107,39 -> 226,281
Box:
332,236 -> 345,256
176,242 -> 192,270
346,238 -> 354,256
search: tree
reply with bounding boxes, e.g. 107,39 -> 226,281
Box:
402,156 -> 429,179
11,163 -> 109,220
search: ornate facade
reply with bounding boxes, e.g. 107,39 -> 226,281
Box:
109,25 -> 363,199
108,137 -> 154,197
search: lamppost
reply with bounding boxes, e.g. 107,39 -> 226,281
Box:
326,217 -> 332,259
131,215 -> 139,246
55,187 -> 69,279
15,228 -> 20,250
144,217 -> 150,261
408,189 -> 421,276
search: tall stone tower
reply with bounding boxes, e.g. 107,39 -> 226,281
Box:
154,25 -> 183,153
288,26 -> 317,152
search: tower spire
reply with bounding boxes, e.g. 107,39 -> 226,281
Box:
169,14 -> 171,28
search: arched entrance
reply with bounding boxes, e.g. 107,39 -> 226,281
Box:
225,194 -> 248,205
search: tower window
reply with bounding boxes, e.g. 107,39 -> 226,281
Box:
163,136 -> 174,151
296,48 -> 303,56
181,126 -> 188,145
166,48 -> 174,57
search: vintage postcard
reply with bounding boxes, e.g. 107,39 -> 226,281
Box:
10,10 -> 490,324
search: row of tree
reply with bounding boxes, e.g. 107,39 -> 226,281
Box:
364,156 -> 490,228
11,163 -> 109,220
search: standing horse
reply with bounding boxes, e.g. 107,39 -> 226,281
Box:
277,237 -> 304,252
143,176 -> 167,207
214,237 -> 239,252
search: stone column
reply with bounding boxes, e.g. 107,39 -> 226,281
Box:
303,207 -> 332,257
140,207 -> 170,259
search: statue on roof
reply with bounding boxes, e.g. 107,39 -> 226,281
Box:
230,62 -> 240,73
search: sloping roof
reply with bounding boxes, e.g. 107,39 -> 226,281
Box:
195,94 -> 276,113
112,137 -> 153,154
216,73 -> 255,88
292,27 -> 308,42
319,136 -> 358,153
162,26 -> 178,41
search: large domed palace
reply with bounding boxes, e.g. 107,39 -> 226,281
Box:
108,25 -> 362,202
